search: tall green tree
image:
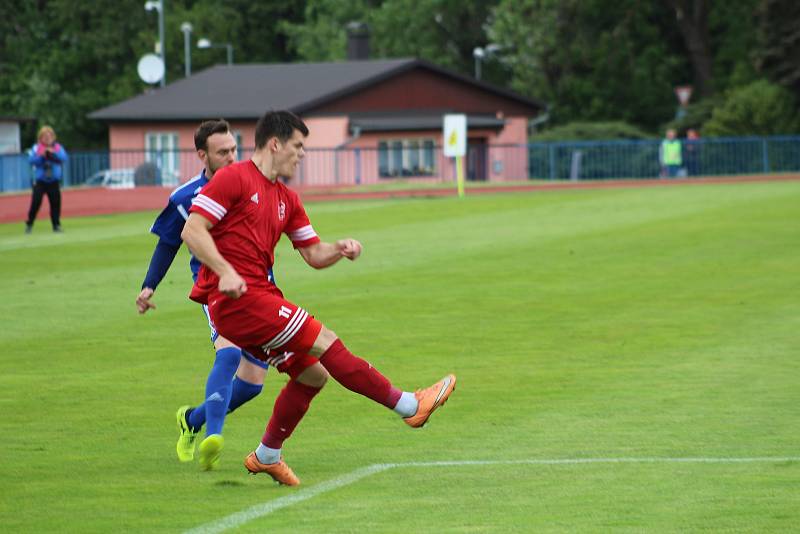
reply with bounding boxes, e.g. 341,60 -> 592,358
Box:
1,0 -> 792,148
663,0 -> 714,97
279,0 -> 501,81
0,0 -> 155,148
179,0 -> 305,70
369,0 -> 500,76
489,0 -> 686,130
754,0 -> 800,94
0,0 -> 306,148
708,0 -> 760,92
278,0 -> 376,62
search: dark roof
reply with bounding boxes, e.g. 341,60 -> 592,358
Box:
0,115 -> 35,122
350,113 -> 505,133
89,58 -> 544,121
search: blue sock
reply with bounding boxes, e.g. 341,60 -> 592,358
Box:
186,404 -> 205,432
186,374 -> 264,431
202,347 -> 241,437
228,376 -> 263,413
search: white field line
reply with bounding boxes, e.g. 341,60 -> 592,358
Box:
185,456 -> 800,534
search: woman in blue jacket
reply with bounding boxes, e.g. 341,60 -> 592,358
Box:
26,125 -> 68,233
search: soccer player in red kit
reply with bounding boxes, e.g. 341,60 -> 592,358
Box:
181,110 -> 455,485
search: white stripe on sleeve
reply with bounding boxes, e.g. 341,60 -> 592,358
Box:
192,195 -> 226,220
288,225 -> 317,242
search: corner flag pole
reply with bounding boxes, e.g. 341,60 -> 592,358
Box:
456,156 -> 465,198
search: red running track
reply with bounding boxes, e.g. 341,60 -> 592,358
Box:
1,174 -> 798,224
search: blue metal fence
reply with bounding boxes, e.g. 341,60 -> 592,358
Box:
0,154 -> 30,192
528,136 -> 800,180
2,135 -> 799,193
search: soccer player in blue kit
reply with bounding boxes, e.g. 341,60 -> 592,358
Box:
135,119 -> 327,470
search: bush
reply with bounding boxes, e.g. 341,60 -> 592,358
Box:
534,121 -> 653,141
704,80 -> 800,136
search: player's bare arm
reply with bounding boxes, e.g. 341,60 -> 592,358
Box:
298,238 -> 362,269
181,213 -> 247,298
136,287 -> 157,314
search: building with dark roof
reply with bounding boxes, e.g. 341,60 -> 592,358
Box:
0,116 -> 35,154
89,58 -> 544,185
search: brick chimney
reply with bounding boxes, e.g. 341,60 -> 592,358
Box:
346,22 -> 370,60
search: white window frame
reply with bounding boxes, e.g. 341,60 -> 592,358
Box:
378,137 -> 436,178
145,131 -> 180,185
233,130 -> 244,160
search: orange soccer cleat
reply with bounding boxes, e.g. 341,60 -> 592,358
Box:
403,374 -> 456,428
244,452 -> 300,486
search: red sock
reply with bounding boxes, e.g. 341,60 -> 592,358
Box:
319,339 -> 402,409
262,380 -> 322,449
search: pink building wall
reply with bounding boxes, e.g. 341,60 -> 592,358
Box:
304,117 -> 349,148
487,116 -> 528,181
106,114 -> 529,187
109,121 -> 258,184
296,116 -> 529,186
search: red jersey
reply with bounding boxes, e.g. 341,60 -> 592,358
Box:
188,160 -> 320,304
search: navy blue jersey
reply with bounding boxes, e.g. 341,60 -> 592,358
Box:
150,171 -> 209,281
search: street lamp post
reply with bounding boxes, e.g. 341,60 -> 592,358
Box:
144,0 -> 165,87
472,44 -> 501,81
180,22 -> 193,77
197,38 -> 234,65
473,47 -> 484,80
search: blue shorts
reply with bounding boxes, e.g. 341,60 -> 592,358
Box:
201,304 -> 268,370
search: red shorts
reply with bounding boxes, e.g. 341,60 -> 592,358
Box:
207,288 -> 322,377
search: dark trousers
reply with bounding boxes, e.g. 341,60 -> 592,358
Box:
26,181 -> 61,228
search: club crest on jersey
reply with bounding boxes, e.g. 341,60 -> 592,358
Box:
250,192 -> 259,204
278,200 -> 286,220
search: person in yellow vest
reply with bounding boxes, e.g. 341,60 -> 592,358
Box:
659,128 -> 683,178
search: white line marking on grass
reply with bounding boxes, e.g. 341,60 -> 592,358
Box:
185,457 -> 800,533
398,456 -> 800,467
185,464 -> 393,534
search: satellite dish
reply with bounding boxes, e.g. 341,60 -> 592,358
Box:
137,54 -> 165,84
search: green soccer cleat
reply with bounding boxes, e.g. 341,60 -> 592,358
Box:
175,406 -> 198,462
198,434 -> 224,471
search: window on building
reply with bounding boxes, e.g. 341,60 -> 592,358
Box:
378,138 -> 436,177
407,140 -> 420,172
233,130 -> 244,160
390,141 -> 403,175
145,132 -> 180,185
378,142 -> 389,176
422,140 -> 435,170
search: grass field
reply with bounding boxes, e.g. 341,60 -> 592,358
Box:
2,180 -> 799,532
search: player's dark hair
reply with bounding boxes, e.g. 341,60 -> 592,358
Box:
194,119 -> 231,151
254,111 -> 308,149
